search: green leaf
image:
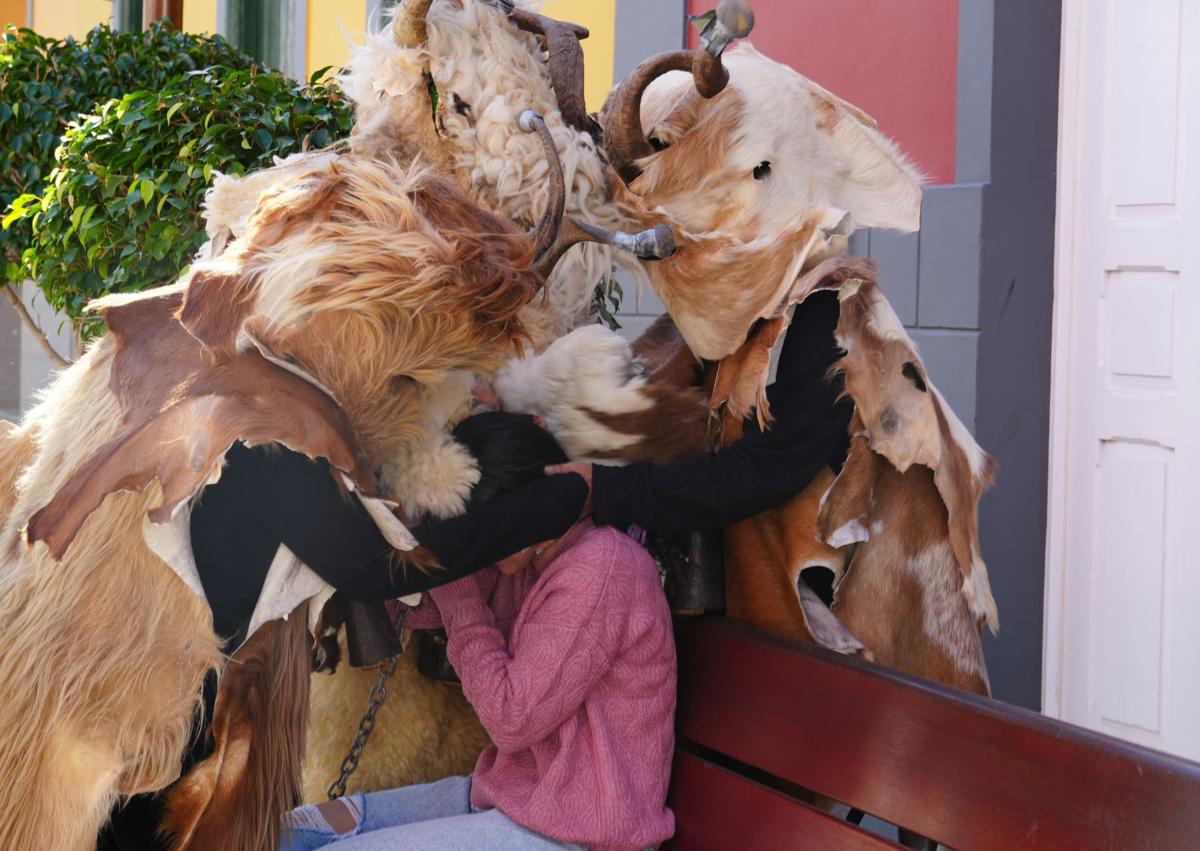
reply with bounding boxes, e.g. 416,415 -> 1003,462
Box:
0,22 -> 345,335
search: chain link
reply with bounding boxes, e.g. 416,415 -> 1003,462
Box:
326,654 -> 398,801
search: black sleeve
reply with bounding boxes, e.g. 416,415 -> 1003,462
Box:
215,444 -> 586,601
592,290 -> 852,533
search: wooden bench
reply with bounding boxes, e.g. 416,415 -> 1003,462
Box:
664,617 -> 1200,850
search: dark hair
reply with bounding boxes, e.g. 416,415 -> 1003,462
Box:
452,411 -> 569,509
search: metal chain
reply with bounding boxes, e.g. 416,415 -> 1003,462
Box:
326,654 -> 398,801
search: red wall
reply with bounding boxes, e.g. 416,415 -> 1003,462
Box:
689,0 -> 959,185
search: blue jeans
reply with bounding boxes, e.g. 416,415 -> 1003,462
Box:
281,776 -> 585,850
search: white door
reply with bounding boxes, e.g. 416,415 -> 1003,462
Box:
1045,0 -> 1200,760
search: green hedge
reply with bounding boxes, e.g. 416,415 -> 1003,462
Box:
3,26 -> 352,336
0,22 -> 256,277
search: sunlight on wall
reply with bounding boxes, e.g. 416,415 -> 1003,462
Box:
0,0 -> 27,29
33,0 -> 109,39
306,0 -> 366,80
540,0 -> 614,113
183,0 -> 217,35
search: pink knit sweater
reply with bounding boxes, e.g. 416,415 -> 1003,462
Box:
427,520 -> 676,851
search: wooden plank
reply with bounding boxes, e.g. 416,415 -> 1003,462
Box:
674,617 -> 1200,851
664,750 -> 900,851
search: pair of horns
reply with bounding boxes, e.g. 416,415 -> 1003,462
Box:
391,1 -> 677,275
602,0 -> 755,183
519,111 -> 675,279
393,0 -> 599,138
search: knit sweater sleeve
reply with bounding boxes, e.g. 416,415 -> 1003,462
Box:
428,532 -> 620,752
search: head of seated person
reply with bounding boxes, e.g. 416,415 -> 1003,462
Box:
451,411 -> 571,574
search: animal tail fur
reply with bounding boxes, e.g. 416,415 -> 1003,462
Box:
162,606 -> 311,851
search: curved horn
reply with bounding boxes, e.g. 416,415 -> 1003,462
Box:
509,9 -> 601,140
600,50 -> 693,184
392,0 -> 434,48
518,110 -> 567,263
602,0 -> 755,182
518,110 -> 677,281
533,218 -> 676,280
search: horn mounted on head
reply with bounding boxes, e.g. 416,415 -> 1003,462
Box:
518,110 -> 676,280
505,5 -> 601,140
390,1 -> 676,279
392,0 -> 434,47
602,0 -> 755,183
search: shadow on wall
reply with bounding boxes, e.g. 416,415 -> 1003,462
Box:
0,283 -> 75,419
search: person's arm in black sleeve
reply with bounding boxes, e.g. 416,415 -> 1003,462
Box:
216,443 -> 586,601
591,290 -> 852,533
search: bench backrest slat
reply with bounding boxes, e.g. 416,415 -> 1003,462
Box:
665,750 -> 901,850
674,618 -> 1200,850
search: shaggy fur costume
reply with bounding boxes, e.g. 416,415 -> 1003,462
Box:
0,341 -> 223,851
343,0 -> 627,345
302,632 -> 490,803
0,155 -> 541,850
285,0 -> 655,801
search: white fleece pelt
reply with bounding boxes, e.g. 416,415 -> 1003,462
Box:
494,324 -> 654,461
341,0 -> 632,342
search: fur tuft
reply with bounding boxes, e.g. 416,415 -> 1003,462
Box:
161,608 -> 311,851
495,325 -> 655,459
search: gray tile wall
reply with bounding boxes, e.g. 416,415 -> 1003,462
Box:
858,182 -> 985,434
611,0 -> 687,345
0,295 -> 19,415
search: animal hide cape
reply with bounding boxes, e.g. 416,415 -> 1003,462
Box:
0,150 -> 543,850
26,284 -> 427,636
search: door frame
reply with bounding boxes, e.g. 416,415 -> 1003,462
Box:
1042,0 -> 1085,720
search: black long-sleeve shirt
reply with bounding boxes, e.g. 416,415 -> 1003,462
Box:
592,290 -> 852,532
190,442 -> 587,642
104,450 -> 587,851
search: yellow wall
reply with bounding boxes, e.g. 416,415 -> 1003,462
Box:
22,0 -> 214,40
540,0 -> 614,113
17,0 -> 617,110
0,0 -> 28,29
183,0 -> 217,35
306,0 -> 365,80
302,0 -> 615,108
31,0 -> 110,39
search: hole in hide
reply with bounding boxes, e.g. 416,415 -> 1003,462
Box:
800,565 -> 835,608
901,361 -> 927,392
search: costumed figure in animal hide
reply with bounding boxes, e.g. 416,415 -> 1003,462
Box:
168,0 -> 686,808
497,0 -> 1000,698
227,0 -> 692,802
0,14 -> 682,840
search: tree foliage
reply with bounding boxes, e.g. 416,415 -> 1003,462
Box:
0,22 -> 255,276
3,25 -> 352,336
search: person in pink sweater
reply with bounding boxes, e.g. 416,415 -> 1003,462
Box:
282,412 -> 676,851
